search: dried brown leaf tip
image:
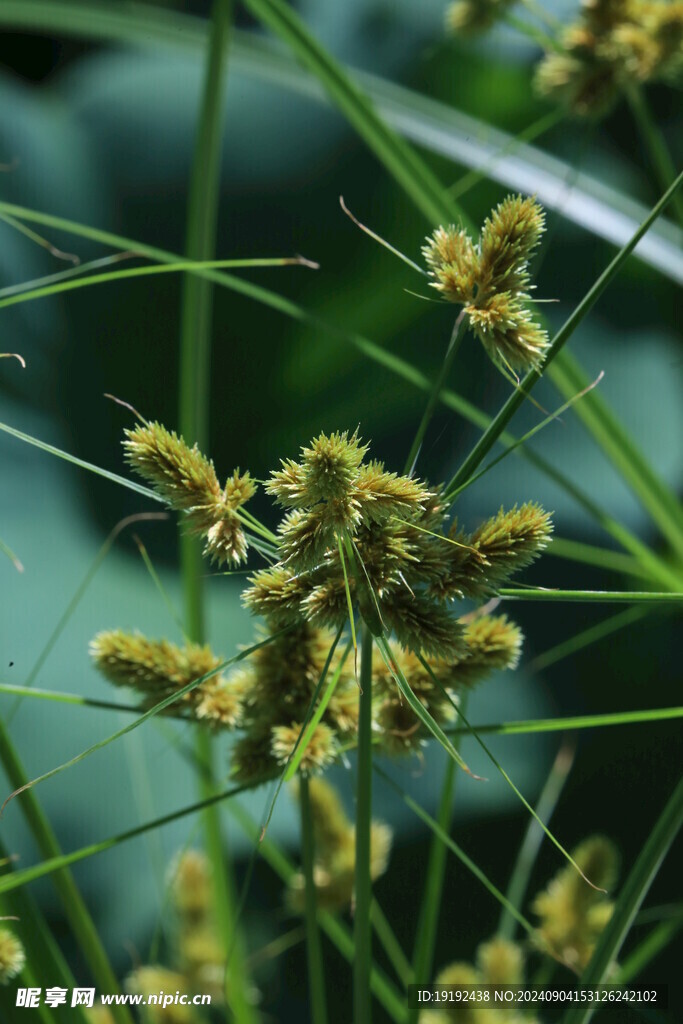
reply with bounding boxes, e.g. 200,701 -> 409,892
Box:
446,0 -> 516,35
423,195 -> 549,374
532,835 -> 619,970
536,0 -> 683,116
124,421 -> 256,564
287,778 -> 392,911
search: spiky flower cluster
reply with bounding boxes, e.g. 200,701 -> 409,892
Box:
169,851 -> 227,1003
124,849 -> 256,1023
288,777 -> 392,910
90,631 -> 245,728
0,927 -> 25,984
446,0 -> 516,35
375,613 -> 522,754
124,421 -> 256,564
91,426 -> 551,779
536,0 -> 683,116
230,623 -> 358,783
423,195 -> 549,373
420,936 -> 538,1023
532,835 -> 618,969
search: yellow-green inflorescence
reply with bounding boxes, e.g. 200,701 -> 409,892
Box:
288,776 -> 392,911
536,0 -> 683,116
420,935 -> 538,1023
423,195 -> 549,374
91,423 -> 552,782
531,834 -> 619,969
0,927 -> 25,984
446,0 -> 516,35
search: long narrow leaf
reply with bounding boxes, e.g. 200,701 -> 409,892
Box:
562,778 -> 683,1024
1,629 -> 287,814
445,172 -> 683,499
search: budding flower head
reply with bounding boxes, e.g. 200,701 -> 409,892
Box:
446,0 -> 516,35
535,0 -> 683,117
421,936 -> 532,1022
288,777 -> 392,910
124,421 -> 255,565
423,196 -> 549,373
532,835 -> 619,969
90,631 -> 244,728
125,967 -> 200,1023
0,928 -> 25,983
169,850 -> 213,921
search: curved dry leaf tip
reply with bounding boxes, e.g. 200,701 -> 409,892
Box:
0,353 -> 26,368
103,393 -> 147,423
293,254 -> 320,270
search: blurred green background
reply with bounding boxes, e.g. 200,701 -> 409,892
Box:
0,1 -> 680,1020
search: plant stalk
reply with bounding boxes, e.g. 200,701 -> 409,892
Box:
404,311 -> 467,475
300,775 -> 328,1024
626,85 -> 683,230
0,720 -> 134,1024
176,1 -> 255,1020
354,624 -> 375,1024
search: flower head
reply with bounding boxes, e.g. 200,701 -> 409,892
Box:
0,928 -> 25,984
532,835 -> 619,969
124,421 -> 255,564
446,0 -> 516,35
423,196 -> 549,373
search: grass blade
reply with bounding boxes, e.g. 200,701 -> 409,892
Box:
418,657 -> 604,891
375,635 -> 480,779
0,536 -> 23,572
354,624 -> 375,1024
2,6 -> 681,280
375,764 -> 534,936
549,351 -> 683,560
562,778 -> 683,1024
499,589 -> 683,603
498,740 -> 576,940
371,900 -> 414,987
1,200 -> 677,589
546,539 -> 654,581
0,257 -> 316,312
530,607 -> 650,672
300,776 -> 328,1024
228,802 -> 408,1023
616,912 -> 683,984
1,629 -> 285,814
241,0 -> 468,230
445,171 -> 683,499
0,779 -> 261,898
446,707 -> 683,738
0,720 -> 134,1024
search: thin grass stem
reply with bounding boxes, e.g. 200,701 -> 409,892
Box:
371,900 -> 414,986
300,775 -> 328,1024
499,740 -> 575,940
404,310 -> 467,475
354,624 -> 374,1024
625,85 -> 683,229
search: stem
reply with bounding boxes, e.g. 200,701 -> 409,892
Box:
409,695 -> 470,1020
176,2 -> 255,1020
354,624 -> 374,1024
408,754 -> 457,1024
371,900 -> 414,985
626,85 -> 683,230
300,776 -> 328,1024
563,777 -> 683,1024
404,311 -> 467,475
444,170 -> 683,500
0,721 -> 134,1024
498,740 -> 575,940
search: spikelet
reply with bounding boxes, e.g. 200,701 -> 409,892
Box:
423,196 -> 550,373
532,835 -> 619,969
271,721 -> 338,775
0,928 -> 25,983
169,850 -> 213,922
476,937 -> 524,985
125,966 -> 200,1023
446,0 -> 516,35
124,422 -> 255,565
535,0 -> 683,117
90,631 -> 243,727
287,778 -> 392,910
